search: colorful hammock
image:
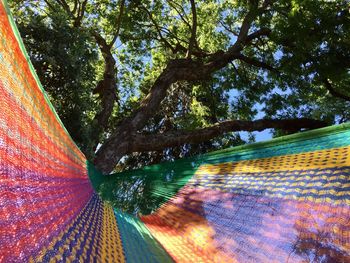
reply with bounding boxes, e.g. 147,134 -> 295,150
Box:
1,0 -> 350,262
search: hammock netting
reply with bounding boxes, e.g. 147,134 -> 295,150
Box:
1,0 -> 350,262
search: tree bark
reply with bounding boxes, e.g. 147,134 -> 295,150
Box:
323,78 -> 350,102
129,118 -> 327,152
89,33 -> 118,154
94,116 -> 327,174
92,0 -> 281,174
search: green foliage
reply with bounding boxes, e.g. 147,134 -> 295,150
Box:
264,0 -> 350,122
10,2 -> 99,155
8,0 -> 350,169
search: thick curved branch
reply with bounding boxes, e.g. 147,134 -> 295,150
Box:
47,0 -> 119,155
94,1 -> 274,173
90,33 -> 118,151
323,78 -> 350,102
130,118 -> 327,152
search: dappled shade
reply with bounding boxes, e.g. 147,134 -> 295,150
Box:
1,1 -> 350,262
98,129 -> 350,262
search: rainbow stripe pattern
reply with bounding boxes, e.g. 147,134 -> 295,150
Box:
0,1 -> 118,261
1,0 -> 350,262
141,143 -> 350,262
0,1 -> 170,262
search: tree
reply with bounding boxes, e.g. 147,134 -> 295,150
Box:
9,0 -> 350,174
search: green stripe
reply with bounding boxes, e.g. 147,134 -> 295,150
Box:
111,122 -> 350,175
115,210 -> 173,263
92,122 -> 350,214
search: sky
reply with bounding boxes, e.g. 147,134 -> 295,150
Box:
240,130 -> 272,142
228,89 -> 273,143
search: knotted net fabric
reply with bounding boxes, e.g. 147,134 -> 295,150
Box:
1,0 -> 350,262
100,126 -> 350,262
0,1 -> 169,262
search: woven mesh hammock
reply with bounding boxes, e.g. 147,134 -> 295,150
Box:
1,1 -> 350,262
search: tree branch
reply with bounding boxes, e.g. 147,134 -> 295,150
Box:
74,0 -> 88,27
236,0 -> 259,43
47,0 -> 119,155
142,5 -> 175,52
94,0 -> 275,173
237,54 -> 278,73
245,27 -> 271,44
72,0 -> 78,14
54,0 -> 85,27
130,118 -> 327,152
90,32 -> 118,151
44,0 -> 58,12
55,0 -> 75,19
109,0 -> 126,47
56,0 -> 71,13
166,0 -> 192,30
323,78 -> 350,102
186,0 -> 197,58
219,20 -> 239,36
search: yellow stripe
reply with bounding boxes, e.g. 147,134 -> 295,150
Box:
197,146 -> 350,175
98,203 -> 125,263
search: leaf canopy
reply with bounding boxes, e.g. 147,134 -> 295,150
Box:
9,0 -> 350,171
